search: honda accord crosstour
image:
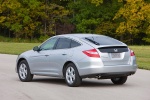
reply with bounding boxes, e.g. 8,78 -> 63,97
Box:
16,34 -> 137,87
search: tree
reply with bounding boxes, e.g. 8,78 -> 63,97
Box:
0,0 -> 21,37
0,0 -> 69,40
114,0 -> 150,43
94,0 -> 123,37
68,0 -> 122,34
89,0 -> 103,6
68,0 -> 103,33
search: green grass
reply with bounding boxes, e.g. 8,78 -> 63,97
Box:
129,46 -> 150,70
0,42 -> 40,55
0,42 -> 149,70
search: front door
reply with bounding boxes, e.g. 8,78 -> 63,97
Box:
29,37 -> 58,75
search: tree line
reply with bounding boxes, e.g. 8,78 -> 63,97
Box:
0,0 -> 150,44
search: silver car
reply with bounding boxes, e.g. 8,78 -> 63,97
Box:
16,34 -> 137,87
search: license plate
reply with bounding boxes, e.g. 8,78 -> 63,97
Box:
111,53 -> 121,58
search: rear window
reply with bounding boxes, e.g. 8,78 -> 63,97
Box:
71,40 -> 81,48
84,36 -> 123,45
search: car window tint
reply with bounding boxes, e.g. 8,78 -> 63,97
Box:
40,37 -> 58,50
55,38 -> 71,49
71,40 -> 81,48
84,36 -> 122,45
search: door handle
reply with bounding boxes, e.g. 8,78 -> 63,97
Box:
45,55 -> 49,57
62,54 -> 67,55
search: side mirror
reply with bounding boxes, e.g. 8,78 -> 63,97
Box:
33,46 -> 40,51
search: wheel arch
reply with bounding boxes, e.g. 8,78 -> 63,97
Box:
62,61 -> 79,77
17,58 -> 27,72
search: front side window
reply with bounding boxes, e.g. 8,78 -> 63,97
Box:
55,38 -> 71,49
40,37 -> 58,51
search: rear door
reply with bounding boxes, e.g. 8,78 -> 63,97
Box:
48,37 -> 73,75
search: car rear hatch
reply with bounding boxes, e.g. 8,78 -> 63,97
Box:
98,46 -> 130,66
81,35 -> 131,66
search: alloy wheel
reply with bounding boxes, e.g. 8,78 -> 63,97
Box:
19,63 -> 27,80
66,66 -> 75,84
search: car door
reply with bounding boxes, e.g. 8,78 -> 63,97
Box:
47,37 -> 73,76
29,37 -> 58,75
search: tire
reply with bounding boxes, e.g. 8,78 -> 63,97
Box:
64,63 -> 82,87
111,76 -> 127,85
17,60 -> 33,82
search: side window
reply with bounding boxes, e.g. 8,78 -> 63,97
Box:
71,40 -> 81,48
55,38 -> 71,49
40,37 -> 58,51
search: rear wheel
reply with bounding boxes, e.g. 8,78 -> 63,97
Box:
64,63 -> 82,87
111,76 -> 127,85
18,60 -> 33,82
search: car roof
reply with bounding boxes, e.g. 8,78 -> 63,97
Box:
57,33 -> 103,38
53,33 -> 126,47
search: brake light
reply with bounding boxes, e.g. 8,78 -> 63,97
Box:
82,49 -> 100,58
130,50 -> 135,56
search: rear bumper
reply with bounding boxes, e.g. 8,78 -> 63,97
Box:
75,55 -> 137,78
81,71 -> 135,79
78,64 -> 137,77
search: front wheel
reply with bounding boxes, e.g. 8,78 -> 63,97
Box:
64,63 -> 82,87
111,76 -> 127,85
18,60 -> 33,82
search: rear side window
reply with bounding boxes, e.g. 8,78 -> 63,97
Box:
84,36 -> 123,45
55,38 -> 71,49
71,40 -> 81,48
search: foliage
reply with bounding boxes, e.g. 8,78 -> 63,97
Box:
0,0 -> 150,44
39,34 -> 50,42
95,21 -> 117,36
114,0 -> 150,43
89,0 -> 103,6
94,0 -> 123,36
68,0 -> 121,34
0,0 -> 69,39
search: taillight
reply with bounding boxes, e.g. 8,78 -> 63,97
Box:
82,49 -> 100,58
130,50 -> 135,56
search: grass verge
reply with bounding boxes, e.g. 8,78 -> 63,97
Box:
0,42 -> 40,55
129,46 -> 150,70
0,42 -> 149,70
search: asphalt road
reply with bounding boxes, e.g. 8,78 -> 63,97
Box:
0,54 -> 150,100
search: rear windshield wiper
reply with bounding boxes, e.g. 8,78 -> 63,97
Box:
85,38 -> 100,45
